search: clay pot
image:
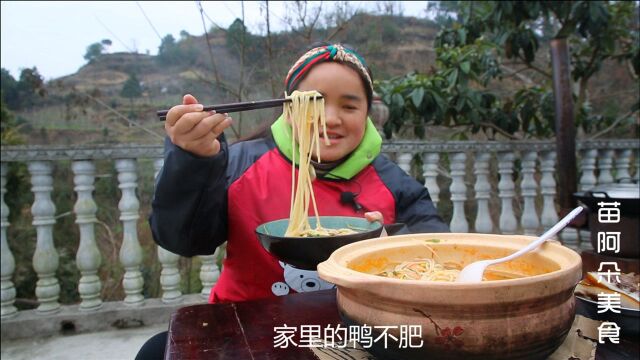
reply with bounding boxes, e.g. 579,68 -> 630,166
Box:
317,233 -> 583,360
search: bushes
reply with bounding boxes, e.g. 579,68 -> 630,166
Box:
157,34 -> 199,67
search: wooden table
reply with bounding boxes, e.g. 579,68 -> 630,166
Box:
166,251 -> 640,360
165,290 -> 338,360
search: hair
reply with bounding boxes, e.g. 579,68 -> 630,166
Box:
286,41 -> 373,110
235,42 -> 373,144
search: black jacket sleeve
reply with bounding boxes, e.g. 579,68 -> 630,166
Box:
373,156 -> 450,234
149,135 -> 229,257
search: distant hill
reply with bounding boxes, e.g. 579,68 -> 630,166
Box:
53,14 -> 443,97
15,13 -> 638,145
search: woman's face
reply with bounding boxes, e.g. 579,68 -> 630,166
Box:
294,62 -> 368,162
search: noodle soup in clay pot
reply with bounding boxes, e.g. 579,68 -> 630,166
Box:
317,233 -> 583,360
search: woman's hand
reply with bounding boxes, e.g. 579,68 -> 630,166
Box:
364,211 -> 383,223
165,94 -> 233,157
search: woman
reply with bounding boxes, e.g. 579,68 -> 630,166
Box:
137,42 -> 447,359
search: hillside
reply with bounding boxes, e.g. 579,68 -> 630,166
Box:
12,13 -> 638,145
53,14 -> 443,99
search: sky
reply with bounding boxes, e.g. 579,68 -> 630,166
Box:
1,1 -> 431,81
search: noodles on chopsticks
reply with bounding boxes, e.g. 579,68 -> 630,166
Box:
283,90 -> 356,238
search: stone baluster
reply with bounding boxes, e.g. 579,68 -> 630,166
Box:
614,149 -> 632,181
597,149 -> 615,185
578,149 -> 598,250
473,152 -> 493,233
397,152 -> 412,175
1,163 -> 17,318
422,153 -> 440,207
579,149 -> 598,191
520,151 -> 540,235
153,158 -> 163,180
497,152 -> 517,234
635,148 -> 640,182
28,161 -> 60,313
115,159 -> 144,306
540,151 -> 559,233
200,248 -> 221,299
72,161 -> 102,311
449,152 -> 468,232
153,158 -> 183,303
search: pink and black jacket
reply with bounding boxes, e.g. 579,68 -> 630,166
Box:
150,117 -> 448,303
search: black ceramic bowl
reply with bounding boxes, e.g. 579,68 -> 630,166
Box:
575,295 -> 640,336
256,216 -> 383,270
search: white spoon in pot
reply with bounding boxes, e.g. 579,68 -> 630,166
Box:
456,206 -> 585,283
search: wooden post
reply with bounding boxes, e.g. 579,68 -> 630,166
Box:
550,38 -> 578,214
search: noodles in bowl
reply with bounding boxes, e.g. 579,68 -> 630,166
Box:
377,256 -> 461,282
349,239 -> 557,283
373,242 -> 530,282
256,216 -> 382,270
317,233 -> 583,359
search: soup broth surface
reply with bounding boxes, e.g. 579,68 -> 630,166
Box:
348,242 -> 559,282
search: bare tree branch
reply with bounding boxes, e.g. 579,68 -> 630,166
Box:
587,110 -> 639,140
182,70 -> 242,138
305,1 -> 323,41
325,22 -> 348,42
517,54 -> 553,78
237,0 -> 247,136
265,0 -> 278,97
197,1 -> 222,86
628,59 -> 639,80
478,122 -> 521,140
498,64 -> 537,86
590,89 -> 639,101
84,92 -> 164,140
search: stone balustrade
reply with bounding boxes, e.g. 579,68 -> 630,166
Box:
0,139 -> 638,337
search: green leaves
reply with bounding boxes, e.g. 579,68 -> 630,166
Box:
460,61 -> 471,74
83,42 -> 105,63
447,69 -> 459,88
120,73 -> 142,100
411,88 -> 425,108
375,1 -> 638,140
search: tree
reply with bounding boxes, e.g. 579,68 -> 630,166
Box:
375,1 -> 404,16
426,1 -> 460,26
376,0 -> 639,219
1,67 -> 46,111
84,42 -> 105,62
1,97 -> 25,145
226,18 -> 260,62
120,73 -> 142,112
283,1 -> 323,42
376,1 -> 639,140
100,38 -> 113,54
157,34 -> 198,66
227,19 -> 251,49
1,68 -> 19,109
159,34 -> 177,54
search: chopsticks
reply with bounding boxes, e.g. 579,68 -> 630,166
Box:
156,96 -> 323,121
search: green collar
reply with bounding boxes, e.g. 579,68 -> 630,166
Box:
271,115 -> 381,180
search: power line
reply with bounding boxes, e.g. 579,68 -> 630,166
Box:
197,2 -> 228,32
94,15 -> 134,53
85,92 -> 164,140
136,1 -> 164,42
221,1 -> 239,19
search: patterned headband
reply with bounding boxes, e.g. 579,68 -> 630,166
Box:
284,44 -> 373,94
